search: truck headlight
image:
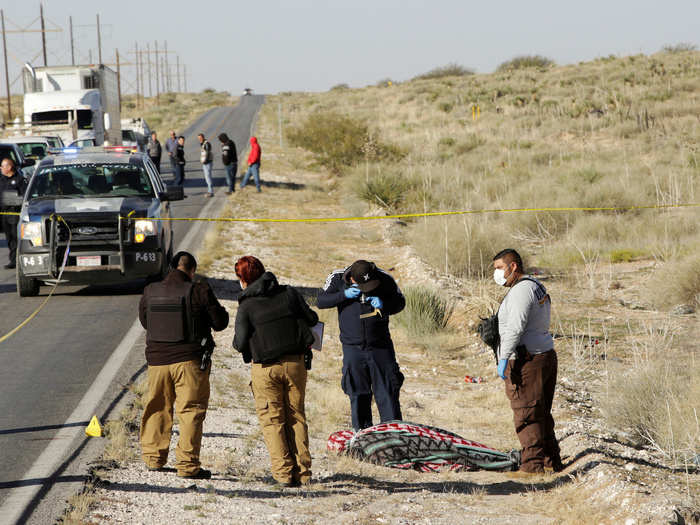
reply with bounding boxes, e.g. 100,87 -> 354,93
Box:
20,221 -> 43,247
134,220 -> 155,243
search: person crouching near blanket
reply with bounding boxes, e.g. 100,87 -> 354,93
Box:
232,256 -> 318,487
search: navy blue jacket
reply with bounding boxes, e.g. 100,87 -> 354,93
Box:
317,266 -> 405,348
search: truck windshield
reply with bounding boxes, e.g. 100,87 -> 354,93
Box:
122,130 -> 137,142
31,110 -> 93,130
29,163 -> 154,198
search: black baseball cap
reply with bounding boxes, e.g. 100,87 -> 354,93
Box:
348,260 -> 380,292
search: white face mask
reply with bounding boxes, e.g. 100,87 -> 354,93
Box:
493,268 -> 507,286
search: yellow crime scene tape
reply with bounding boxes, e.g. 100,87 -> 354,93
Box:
0,201 -> 697,344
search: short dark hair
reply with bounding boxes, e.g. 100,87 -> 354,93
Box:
198,133 -> 204,138
173,251 -> 197,273
493,248 -> 523,272
235,256 -> 265,285
178,135 -> 185,141
218,133 -> 228,142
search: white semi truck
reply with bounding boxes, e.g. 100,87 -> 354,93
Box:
21,63 -> 121,147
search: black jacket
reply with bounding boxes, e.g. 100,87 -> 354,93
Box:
176,144 -> 185,165
0,172 -> 26,222
221,139 -> 237,166
139,269 -> 229,366
317,266 -> 405,349
233,272 -> 318,363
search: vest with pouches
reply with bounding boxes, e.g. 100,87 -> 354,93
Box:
146,281 -> 196,343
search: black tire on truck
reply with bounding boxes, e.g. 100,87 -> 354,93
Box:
16,264 -> 40,297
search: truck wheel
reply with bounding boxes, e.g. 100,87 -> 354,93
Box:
17,265 -> 40,297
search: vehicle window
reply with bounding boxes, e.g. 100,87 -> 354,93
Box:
122,130 -> 137,142
77,110 -> 93,130
15,142 -> 47,159
28,163 -> 155,198
32,110 -> 70,125
45,137 -> 61,148
144,158 -> 164,193
0,146 -> 19,165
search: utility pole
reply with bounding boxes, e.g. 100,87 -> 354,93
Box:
116,49 -> 121,112
40,4 -> 47,66
69,16 -> 75,65
176,54 -> 180,93
89,49 -> 92,65
146,42 -> 152,97
96,14 -> 102,64
1,9 -> 11,121
138,44 -> 144,105
164,41 -> 169,92
134,42 -> 140,108
161,56 -> 166,94
183,64 -> 187,93
154,40 -> 159,102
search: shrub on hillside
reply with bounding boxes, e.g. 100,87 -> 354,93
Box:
661,42 -> 697,53
414,63 -> 474,80
354,171 -> 413,210
645,252 -> 700,310
331,83 -> 349,91
395,286 -> 454,337
497,55 -> 555,71
287,112 -> 404,173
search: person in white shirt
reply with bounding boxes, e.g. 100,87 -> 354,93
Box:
493,248 -> 562,476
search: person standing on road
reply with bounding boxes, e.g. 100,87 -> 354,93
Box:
492,248 -> 562,476
317,260 -> 405,431
198,133 -> 214,197
147,131 -> 162,173
139,251 -> 229,479
240,136 -> 261,192
233,256 -> 318,487
0,158 -> 26,269
174,136 -> 186,186
218,133 -> 237,194
165,130 -> 178,175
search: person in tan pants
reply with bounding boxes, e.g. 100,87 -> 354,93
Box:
139,252 -> 229,479
233,256 -> 318,487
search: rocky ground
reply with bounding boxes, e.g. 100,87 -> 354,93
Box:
68,114 -> 699,524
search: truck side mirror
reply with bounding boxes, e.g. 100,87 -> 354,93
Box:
103,113 -> 111,130
163,185 -> 184,202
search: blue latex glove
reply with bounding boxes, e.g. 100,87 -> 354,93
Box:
367,296 -> 383,309
344,285 -> 361,299
497,359 -> 508,380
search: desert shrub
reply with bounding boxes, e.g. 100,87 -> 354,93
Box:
287,112 -> 369,172
497,55 -> 555,71
661,42 -> 697,53
201,87 -> 216,94
645,251 -> 700,309
455,135 -> 486,155
331,83 -> 349,91
354,170 -> 415,210
438,137 -> 456,148
602,357 -> 700,463
395,286 -> 454,337
609,248 -> 647,263
438,102 -> 453,113
376,78 -> 394,87
414,63 -> 474,80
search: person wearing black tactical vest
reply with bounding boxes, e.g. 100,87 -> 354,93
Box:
0,157 -> 26,269
218,133 -> 237,194
139,251 -> 229,479
232,256 -> 318,487
317,260 -> 406,432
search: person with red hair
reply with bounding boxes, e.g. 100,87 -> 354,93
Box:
233,256 -> 318,487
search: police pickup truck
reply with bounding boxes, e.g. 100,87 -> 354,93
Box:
16,148 -> 183,296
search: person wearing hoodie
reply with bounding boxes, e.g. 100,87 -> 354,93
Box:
218,133 -> 237,194
240,136 -> 261,192
233,256 -> 318,487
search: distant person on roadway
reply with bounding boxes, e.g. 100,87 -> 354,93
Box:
174,136 -> 186,186
0,158 -> 26,269
165,130 -> 178,175
147,131 -> 162,173
198,133 -> 214,197
232,255 -> 318,487
492,248 -> 563,477
240,136 -> 261,192
218,133 -> 237,194
139,251 -> 229,479
317,260 -> 406,431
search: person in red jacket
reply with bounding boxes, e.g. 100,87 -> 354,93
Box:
240,136 -> 262,192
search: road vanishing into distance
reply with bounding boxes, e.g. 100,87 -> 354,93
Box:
0,95 -> 264,524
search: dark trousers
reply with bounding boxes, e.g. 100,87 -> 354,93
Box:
174,164 -> 185,186
341,344 -> 404,431
2,216 -> 18,264
504,350 -> 562,473
169,155 -> 177,175
150,156 -> 161,173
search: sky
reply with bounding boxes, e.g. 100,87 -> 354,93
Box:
2,0 -> 699,95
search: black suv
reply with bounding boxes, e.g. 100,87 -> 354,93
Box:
16,149 -> 183,296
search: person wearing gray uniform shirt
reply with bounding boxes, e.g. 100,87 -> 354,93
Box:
492,248 -> 562,476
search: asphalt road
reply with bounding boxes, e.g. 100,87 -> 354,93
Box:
0,94 -> 264,524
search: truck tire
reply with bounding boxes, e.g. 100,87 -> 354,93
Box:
17,265 -> 40,297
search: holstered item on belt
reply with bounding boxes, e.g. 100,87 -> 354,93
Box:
510,345 -> 530,386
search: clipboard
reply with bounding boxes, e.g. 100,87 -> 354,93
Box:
311,322 -> 324,351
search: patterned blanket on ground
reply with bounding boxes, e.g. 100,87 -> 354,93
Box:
328,421 -> 520,473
